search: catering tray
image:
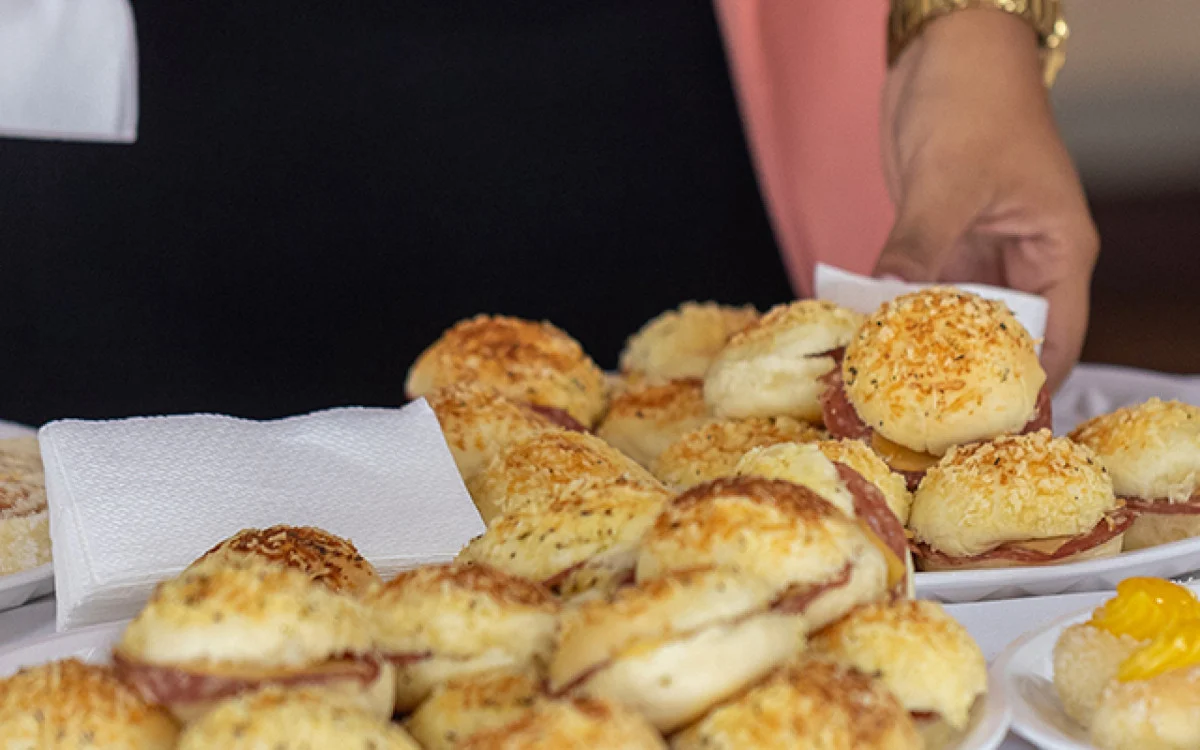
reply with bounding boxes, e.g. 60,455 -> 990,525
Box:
0,563 -> 54,613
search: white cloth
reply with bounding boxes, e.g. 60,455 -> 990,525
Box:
0,0 -> 138,142
814,263 -> 1050,348
39,401 -> 484,631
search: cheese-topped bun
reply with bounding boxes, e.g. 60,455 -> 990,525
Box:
1071,399 -> 1200,551
672,656 -> 922,750
549,568 -> 805,733
191,525 -> 381,596
827,288 -> 1048,478
596,378 -> 710,468
470,430 -> 657,523
619,301 -> 759,382
114,555 -> 393,722
177,688 -> 420,750
1090,666 -> 1200,750
909,431 -> 1128,570
407,668 -> 545,750
0,659 -> 178,749
406,315 -> 608,428
459,478 -> 671,599
461,696 -> 666,750
812,600 -> 987,730
637,477 -> 897,630
704,300 -> 863,422
0,437 -> 51,576
652,416 -> 826,491
426,382 -> 561,486
365,563 -> 559,712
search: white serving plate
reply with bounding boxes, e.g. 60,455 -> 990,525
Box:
993,608 -> 1095,750
0,563 -> 54,613
915,535 -> 1200,603
0,620 -> 1010,750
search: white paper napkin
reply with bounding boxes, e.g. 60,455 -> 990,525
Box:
0,0 -> 138,143
39,401 -> 483,631
813,263 -> 1049,346
1052,363 -> 1200,435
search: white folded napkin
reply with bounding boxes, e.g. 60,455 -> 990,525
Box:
39,401 -> 483,631
813,263 -> 1049,346
0,0 -> 138,143
1053,364 -> 1200,435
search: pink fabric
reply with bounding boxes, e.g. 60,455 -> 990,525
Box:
715,0 -> 894,296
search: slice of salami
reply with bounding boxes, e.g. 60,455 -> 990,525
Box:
911,508 -> 1136,566
819,366 -> 872,441
1020,387 -> 1053,435
525,404 -> 588,432
771,564 -> 853,614
1122,495 -> 1200,515
833,462 -> 907,563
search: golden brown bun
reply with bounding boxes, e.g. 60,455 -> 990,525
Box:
672,656 -> 922,750
426,382 -> 560,485
177,688 -> 419,750
1052,622 -> 1144,727
470,430 -> 657,523
652,417 -> 827,491
637,478 -> 890,631
406,315 -> 608,427
366,563 -> 559,711
457,477 -> 671,596
0,659 -> 178,750
1090,666 -> 1200,750
1070,398 -> 1200,502
909,431 -> 1117,557
843,287 -> 1044,455
735,439 -> 912,523
704,300 -> 863,421
192,525 -> 381,596
597,378 -> 711,468
407,668 -> 545,750
619,301 -> 759,382
460,696 -> 667,750
550,569 -> 804,732
1123,514 -> 1200,552
812,600 -> 987,729
118,555 -> 376,668
0,437 -> 50,576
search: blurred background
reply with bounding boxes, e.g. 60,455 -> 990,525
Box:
1052,0 -> 1200,373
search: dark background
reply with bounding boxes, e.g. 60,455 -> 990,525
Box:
0,3 -> 1195,426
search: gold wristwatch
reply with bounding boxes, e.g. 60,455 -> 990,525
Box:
888,0 -> 1068,87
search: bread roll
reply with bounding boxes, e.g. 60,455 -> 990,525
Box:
114,555 -> 392,722
812,600 -> 987,730
177,688 -> 419,749
460,696 -> 666,750
426,382 -> 561,485
596,378 -> 710,468
1053,622 -> 1144,727
407,315 -> 608,427
1091,666 -> 1200,750
671,656 -> 922,750
365,563 -> 559,712
407,668 -> 545,750
0,659 -> 178,749
0,437 -> 50,576
652,416 -> 826,491
191,525 -> 381,596
704,300 -> 862,422
549,568 -> 804,733
470,430 -> 657,523
842,287 -> 1044,456
619,301 -> 758,382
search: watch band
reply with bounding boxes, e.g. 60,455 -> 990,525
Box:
888,0 -> 1068,87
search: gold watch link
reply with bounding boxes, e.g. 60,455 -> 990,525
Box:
888,0 -> 1068,87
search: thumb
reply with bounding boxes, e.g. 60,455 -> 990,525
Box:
873,196 -> 975,283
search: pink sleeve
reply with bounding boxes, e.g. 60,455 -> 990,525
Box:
715,0 -> 894,296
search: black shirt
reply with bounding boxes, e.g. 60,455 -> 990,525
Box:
0,1 -> 791,424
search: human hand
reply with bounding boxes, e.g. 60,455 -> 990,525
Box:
874,8 -> 1097,392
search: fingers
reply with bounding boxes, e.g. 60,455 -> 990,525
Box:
872,181 -> 982,282
1028,222 -> 1100,393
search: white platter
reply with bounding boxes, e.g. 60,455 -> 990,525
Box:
0,563 -> 54,613
915,535 -> 1200,603
0,620 -> 1010,750
994,608 -> 1097,750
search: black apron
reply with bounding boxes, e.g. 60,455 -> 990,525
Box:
0,1 -> 792,424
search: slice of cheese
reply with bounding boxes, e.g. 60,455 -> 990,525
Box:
871,433 -> 939,474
